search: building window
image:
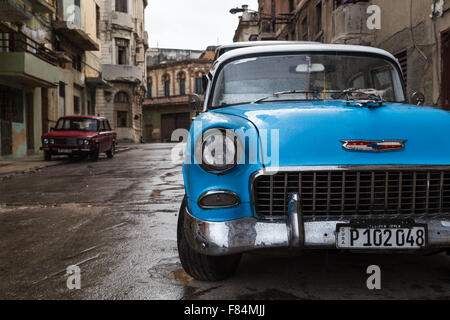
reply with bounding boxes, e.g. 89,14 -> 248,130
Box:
162,74 -> 170,97
74,96 -> 80,114
147,79 -> 152,98
115,0 -> 127,13
195,73 -> 204,95
289,0 -> 295,12
116,38 -> 129,65
177,72 -> 186,96
315,2 -> 322,35
114,91 -> 129,103
117,111 -> 128,127
96,5 -> 100,39
72,54 -> 82,72
59,82 -> 65,97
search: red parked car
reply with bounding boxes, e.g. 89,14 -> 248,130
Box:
41,116 -> 117,161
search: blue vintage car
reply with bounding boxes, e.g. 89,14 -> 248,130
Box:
177,43 -> 450,281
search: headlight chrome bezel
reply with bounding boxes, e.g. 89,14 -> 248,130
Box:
78,139 -> 90,146
195,128 -> 242,174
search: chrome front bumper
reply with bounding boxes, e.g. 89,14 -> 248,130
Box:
184,193 -> 450,256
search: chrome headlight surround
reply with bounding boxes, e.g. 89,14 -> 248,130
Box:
78,139 -> 90,146
194,128 -> 242,174
43,138 -> 49,145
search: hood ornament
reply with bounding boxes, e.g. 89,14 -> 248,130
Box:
341,140 -> 407,152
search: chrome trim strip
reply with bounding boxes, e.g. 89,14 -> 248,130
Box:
256,165 -> 450,173
197,190 -> 240,209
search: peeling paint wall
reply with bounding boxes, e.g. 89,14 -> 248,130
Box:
12,122 -> 27,157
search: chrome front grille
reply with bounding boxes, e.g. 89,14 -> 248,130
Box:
253,167 -> 450,219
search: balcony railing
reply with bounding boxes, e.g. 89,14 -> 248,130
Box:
0,31 -> 57,65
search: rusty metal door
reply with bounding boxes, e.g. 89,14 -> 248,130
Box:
161,112 -> 190,142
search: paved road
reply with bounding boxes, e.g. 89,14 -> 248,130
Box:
0,144 -> 448,299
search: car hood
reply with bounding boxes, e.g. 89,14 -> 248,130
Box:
212,101 -> 450,166
42,131 -> 98,139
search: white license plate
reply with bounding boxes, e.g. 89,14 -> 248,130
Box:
336,222 -> 427,249
58,149 -> 72,153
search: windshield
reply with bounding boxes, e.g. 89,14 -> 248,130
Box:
211,53 -> 405,107
55,118 -> 99,131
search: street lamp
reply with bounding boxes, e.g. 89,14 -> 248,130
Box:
229,5 -> 256,15
229,5 -> 293,21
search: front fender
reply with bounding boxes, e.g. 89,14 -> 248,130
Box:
183,111 -> 263,222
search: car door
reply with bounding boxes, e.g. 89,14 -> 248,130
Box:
98,120 -> 108,152
105,120 -> 114,148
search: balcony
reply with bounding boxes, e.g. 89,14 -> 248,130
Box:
0,31 -> 58,87
331,2 -> 375,45
54,20 -> 99,51
102,64 -> 143,84
111,11 -> 134,30
30,0 -> 55,14
0,0 -> 32,22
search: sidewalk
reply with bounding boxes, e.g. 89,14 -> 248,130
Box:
0,143 -> 136,179
0,154 -> 65,179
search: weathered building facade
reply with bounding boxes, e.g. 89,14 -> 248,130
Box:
0,0 -> 102,158
253,0 -> 449,108
233,5 -> 259,42
96,0 -> 148,143
142,48 -> 214,142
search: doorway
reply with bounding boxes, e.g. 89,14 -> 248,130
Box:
160,112 -> 191,142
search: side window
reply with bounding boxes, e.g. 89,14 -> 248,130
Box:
105,120 -> 112,131
99,120 -> 106,132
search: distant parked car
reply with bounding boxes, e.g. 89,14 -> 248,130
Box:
41,116 -> 116,161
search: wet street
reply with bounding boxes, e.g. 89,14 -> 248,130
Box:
0,144 -> 449,300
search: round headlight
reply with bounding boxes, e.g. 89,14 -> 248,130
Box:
43,138 -> 49,145
49,139 -> 55,145
84,139 -> 90,145
195,128 -> 240,173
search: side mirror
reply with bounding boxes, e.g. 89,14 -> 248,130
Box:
202,75 -> 209,92
411,91 -> 425,105
189,94 -> 202,112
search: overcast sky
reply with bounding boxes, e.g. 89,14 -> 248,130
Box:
145,0 -> 258,50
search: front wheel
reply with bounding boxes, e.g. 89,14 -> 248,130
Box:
106,143 -> 115,159
44,151 -> 51,161
89,145 -> 99,162
177,196 -> 242,281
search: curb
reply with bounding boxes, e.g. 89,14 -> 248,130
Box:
0,161 -> 67,181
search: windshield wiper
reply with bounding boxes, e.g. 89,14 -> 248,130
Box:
251,90 -> 321,104
332,88 -> 384,107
